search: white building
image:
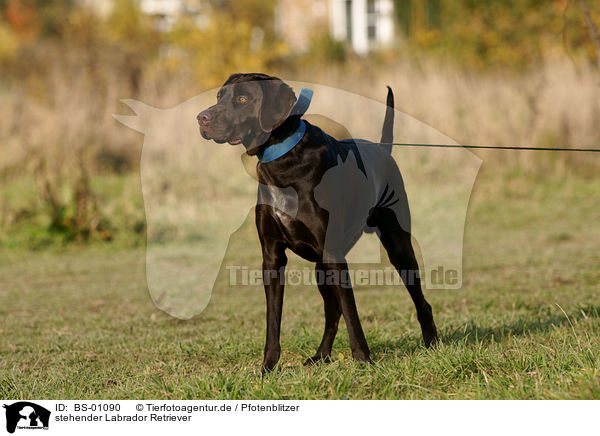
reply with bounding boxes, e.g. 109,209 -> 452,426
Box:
84,0 -> 395,55
139,0 -> 184,31
139,0 -> 206,31
329,0 -> 394,54
79,0 -> 204,31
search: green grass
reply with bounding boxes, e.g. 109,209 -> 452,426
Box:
0,171 -> 599,399
0,173 -> 147,250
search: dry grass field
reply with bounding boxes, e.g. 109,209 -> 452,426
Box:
1,0 -> 600,399
1,169 -> 599,399
1,55 -> 599,398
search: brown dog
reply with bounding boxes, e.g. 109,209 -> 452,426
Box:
198,73 -> 437,373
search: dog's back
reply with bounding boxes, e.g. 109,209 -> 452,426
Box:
306,115 -> 411,262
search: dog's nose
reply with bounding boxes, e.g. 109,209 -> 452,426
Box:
197,111 -> 212,124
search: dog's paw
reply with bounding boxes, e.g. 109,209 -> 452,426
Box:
423,323 -> 438,348
261,362 -> 278,376
351,350 -> 372,363
303,354 -> 332,366
261,350 -> 281,375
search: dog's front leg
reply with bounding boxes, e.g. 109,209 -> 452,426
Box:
260,241 -> 287,374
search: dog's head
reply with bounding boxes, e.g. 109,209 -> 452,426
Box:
197,73 -> 297,155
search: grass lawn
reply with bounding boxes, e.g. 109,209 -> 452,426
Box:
0,171 -> 599,399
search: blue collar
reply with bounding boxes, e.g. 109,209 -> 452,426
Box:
257,120 -> 306,163
257,88 -> 312,163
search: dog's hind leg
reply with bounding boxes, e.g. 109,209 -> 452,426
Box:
304,263 -> 342,365
319,262 -> 371,363
369,208 -> 438,348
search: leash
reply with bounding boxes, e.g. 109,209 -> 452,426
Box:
351,140 -> 600,153
261,87 -> 600,159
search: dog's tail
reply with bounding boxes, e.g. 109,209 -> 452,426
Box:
379,86 -> 394,154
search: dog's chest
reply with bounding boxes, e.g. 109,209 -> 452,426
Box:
257,183 -> 327,259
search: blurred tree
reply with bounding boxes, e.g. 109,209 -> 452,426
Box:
0,18 -> 19,64
212,0 -> 275,37
578,0 -> 600,69
308,30 -> 347,64
1,0 -> 76,37
393,0 -> 600,70
2,0 -> 38,37
105,0 -> 157,45
165,0 -> 286,88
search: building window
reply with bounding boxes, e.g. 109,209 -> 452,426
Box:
367,0 -> 375,13
367,0 -> 377,41
345,0 -> 353,41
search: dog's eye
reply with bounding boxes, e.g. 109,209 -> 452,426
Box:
237,96 -> 248,103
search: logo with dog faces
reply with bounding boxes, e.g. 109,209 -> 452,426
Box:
3,402 -> 50,433
115,80 -> 482,319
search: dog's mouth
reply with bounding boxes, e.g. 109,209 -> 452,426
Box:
199,126 -> 241,146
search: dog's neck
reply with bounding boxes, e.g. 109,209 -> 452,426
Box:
246,87 -> 313,159
247,115 -> 302,156
269,115 -> 302,144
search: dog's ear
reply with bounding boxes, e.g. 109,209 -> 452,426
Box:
258,78 -> 297,133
